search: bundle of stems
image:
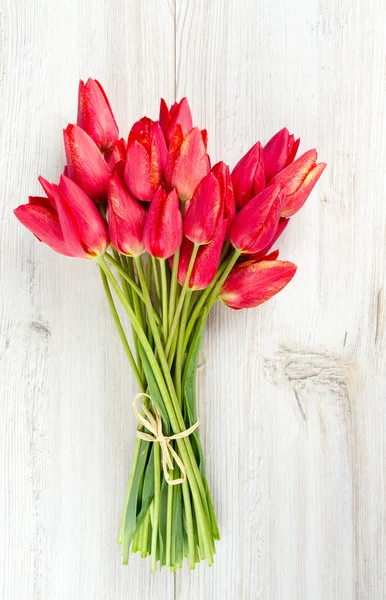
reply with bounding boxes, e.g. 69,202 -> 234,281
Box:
97,244 -> 240,571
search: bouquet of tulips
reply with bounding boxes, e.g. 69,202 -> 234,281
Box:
14,79 -> 325,571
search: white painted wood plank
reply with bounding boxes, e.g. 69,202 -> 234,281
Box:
1,0 -> 386,597
0,0 -> 175,598
175,0 -> 386,598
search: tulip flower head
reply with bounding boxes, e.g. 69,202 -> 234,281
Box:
231,141 -> 265,210
263,127 -> 300,182
143,187 -> 183,259
108,173 -> 146,256
159,97 -> 193,146
170,127 -> 210,202
269,149 -> 326,217
77,78 -> 119,152
220,259 -> 297,309
64,124 -> 111,202
124,117 -> 167,202
184,172 -> 222,245
230,184 -> 284,254
211,161 -> 235,233
14,175 -> 109,258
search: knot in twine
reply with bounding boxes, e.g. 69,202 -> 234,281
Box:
132,393 -> 200,486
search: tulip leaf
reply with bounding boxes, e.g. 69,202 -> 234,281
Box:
158,478 -> 168,566
121,439 -> 150,564
182,309 -> 208,426
134,445 -> 155,526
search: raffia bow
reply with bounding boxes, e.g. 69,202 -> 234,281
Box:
132,393 -> 200,486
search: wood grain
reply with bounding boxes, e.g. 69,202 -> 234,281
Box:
1,0 -> 386,598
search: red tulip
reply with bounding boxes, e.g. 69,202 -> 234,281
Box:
170,127 -> 210,202
104,138 -> 126,177
220,259 -> 297,309
15,175 -> 109,258
212,161 -> 235,234
77,78 -> 119,151
269,149 -> 326,217
14,196 -> 74,256
108,173 -> 146,256
230,185 -> 284,254
159,97 -> 193,146
124,117 -> 167,202
64,124 -> 111,202
263,128 -> 300,182
53,175 -> 109,257
231,142 -> 265,210
184,172 -> 222,245
143,187 -> 182,259
175,220 -> 227,290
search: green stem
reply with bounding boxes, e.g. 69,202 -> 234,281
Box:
159,258 -> 169,341
104,253 -> 146,303
183,249 -> 241,353
175,290 -> 192,402
151,256 -> 161,304
99,267 -> 144,390
165,244 -> 199,359
168,248 -> 180,326
132,256 -> 214,564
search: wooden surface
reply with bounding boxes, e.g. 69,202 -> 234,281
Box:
1,0 -> 385,598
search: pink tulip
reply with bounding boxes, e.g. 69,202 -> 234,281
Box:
269,149 -> 326,217
77,78 -> 119,151
124,117 -> 167,202
143,187 -> 183,259
108,173 -> 146,256
231,142 -> 265,210
230,185 -> 284,254
220,259 -> 297,309
64,124 -> 111,202
170,127 -> 210,202
263,128 -> 300,182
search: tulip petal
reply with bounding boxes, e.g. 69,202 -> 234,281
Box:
108,173 -> 146,255
14,201 -> 73,256
77,78 -> 119,151
230,185 -> 283,254
184,172 -> 222,245
104,138 -> 126,177
171,127 -> 210,202
124,139 -> 153,201
212,161 -> 235,234
165,97 -> 193,145
232,142 -> 264,209
143,187 -> 182,258
269,149 -> 318,194
56,175 -> 109,257
281,162 -> 327,217
64,124 -> 111,202
38,176 -> 54,202
220,259 -> 297,309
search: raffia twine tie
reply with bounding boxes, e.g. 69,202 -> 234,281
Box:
132,393 -> 200,486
